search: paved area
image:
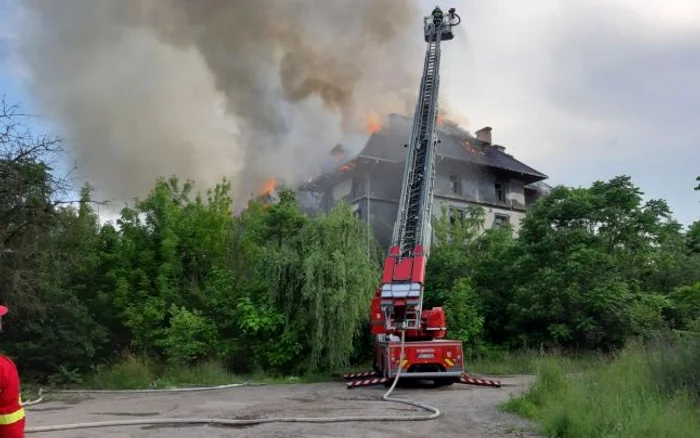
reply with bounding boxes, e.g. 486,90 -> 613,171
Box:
25,376 -> 542,437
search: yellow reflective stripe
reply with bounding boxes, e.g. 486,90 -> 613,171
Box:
444,358 -> 455,367
0,408 -> 25,425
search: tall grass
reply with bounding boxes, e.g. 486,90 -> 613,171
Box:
76,352 -> 336,390
466,347 -> 603,376
50,346 -> 614,390
82,353 -> 235,389
502,334 -> 700,438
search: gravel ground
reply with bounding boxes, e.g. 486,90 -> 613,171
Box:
25,375 -> 542,438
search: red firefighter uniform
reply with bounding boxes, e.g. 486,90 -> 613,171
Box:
0,304 -> 24,438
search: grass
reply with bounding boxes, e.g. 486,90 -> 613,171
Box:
43,347 -> 606,391
75,354 -> 337,390
501,334 -> 700,438
466,347 -> 602,376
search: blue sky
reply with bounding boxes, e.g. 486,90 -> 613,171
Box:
2,0 -> 699,226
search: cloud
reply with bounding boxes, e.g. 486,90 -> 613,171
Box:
0,1 -> 29,81
428,0 -> 700,225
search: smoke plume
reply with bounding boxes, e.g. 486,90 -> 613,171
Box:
16,0 -> 425,209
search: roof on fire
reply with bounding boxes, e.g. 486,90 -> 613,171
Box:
301,113 -> 548,190
358,114 -> 547,180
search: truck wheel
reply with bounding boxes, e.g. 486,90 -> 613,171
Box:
433,378 -> 455,387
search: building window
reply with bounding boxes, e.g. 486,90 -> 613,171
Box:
493,213 -> 510,229
354,207 -> 362,219
351,177 -> 363,197
450,175 -> 461,195
449,207 -> 465,225
495,181 -> 506,202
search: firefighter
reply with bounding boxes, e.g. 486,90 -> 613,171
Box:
431,6 -> 444,25
0,305 -> 25,438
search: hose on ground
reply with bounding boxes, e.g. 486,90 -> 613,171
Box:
25,329 -> 441,434
21,389 -> 44,407
21,382 -> 260,410
42,381 -> 260,394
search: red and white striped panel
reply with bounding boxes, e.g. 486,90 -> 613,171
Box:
346,377 -> 390,389
343,371 -> 378,379
459,374 -> 501,387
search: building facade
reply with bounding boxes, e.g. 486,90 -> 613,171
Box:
298,114 -> 550,250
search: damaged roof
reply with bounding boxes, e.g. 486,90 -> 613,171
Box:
359,114 -> 548,182
300,113 -> 548,190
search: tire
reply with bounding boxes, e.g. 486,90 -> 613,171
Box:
433,378 -> 455,387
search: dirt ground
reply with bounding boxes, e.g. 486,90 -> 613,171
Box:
25,375 -> 542,438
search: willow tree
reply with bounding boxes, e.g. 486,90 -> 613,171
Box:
237,193 -> 381,373
298,201 -> 381,372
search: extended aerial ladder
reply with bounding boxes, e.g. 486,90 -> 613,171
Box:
345,6 -> 500,389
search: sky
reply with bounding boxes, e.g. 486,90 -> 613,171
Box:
1,0 -> 699,227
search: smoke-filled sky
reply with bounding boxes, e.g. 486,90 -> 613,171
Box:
4,0 -> 425,208
1,0 -> 699,225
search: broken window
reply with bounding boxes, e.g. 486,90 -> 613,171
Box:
495,181 -> 506,202
493,213 -> 510,229
449,207 -> 465,225
450,175 -> 461,195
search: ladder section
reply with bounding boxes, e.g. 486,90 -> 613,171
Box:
375,7 -> 460,333
398,34 -> 441,258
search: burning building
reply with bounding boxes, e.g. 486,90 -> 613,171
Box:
298,113 -> 550,249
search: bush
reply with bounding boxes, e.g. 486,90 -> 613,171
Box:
502,338 -> 700,438
444,278 -> 484,358
645,332 -> 700,402
161,305 -> 218,365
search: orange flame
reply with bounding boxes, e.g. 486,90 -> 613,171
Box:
461,140 -> 485,156
437,112 -> 445,126
366,113 -> 382,134
338,162 -> 356,172
260,178 -> 277,195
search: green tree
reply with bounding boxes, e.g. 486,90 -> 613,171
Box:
1,98 -> 65,314
0,99 -> 109,379
668,282 -> 700,331
507,176 -> 677,349
424,205 -> 485,308
443,278 -> 484,357
297,201 -> 381,372
687,221 -> 700,254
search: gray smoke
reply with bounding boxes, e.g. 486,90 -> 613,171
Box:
16,0 -> 425,209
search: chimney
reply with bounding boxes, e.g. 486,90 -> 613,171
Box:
475,126 -> 492,144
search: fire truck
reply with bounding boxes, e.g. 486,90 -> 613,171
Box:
345,6 -> 500,390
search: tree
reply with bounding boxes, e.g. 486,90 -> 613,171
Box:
1,98 -> 65,314
443,278 -> 484,357
502,176 -> 678,349
424,204 -> 485,308
688,221 -> 700,254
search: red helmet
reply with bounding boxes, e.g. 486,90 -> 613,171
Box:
0,305 -> 8,317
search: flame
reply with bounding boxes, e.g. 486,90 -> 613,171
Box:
260,178 -> 277,195
365,113 -> 382,134
338,162 -> 356,172
437,112 -> 445,126
461,140 -> 485,156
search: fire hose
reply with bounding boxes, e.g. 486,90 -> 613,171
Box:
23,330 -> 441,434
